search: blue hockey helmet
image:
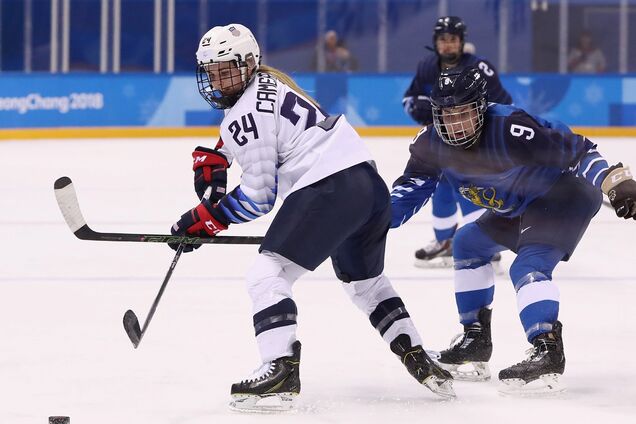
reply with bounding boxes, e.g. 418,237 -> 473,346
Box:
431,66 -> 488,149
433,16 -> 466,63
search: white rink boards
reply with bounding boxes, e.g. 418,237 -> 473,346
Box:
1,136 -> 635,423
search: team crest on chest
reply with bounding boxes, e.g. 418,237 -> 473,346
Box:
459,185 -> 511,213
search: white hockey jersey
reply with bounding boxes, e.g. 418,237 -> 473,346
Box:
216,71 -> 373,224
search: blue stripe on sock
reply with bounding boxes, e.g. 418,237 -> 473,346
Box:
455,286 -> 494,325
434,227 -> 456,242
519,299 -> 559,341
514,271 -> 549,292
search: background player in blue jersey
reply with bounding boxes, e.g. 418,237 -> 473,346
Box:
403,16 -> 513,268
168,23 -> 454,412
391,66 -> 636,395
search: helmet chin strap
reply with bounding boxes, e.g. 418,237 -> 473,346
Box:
239,62 -> 258,86
440,53 -> 461,69
435,38 -> 464,69
462,129 -> 483,149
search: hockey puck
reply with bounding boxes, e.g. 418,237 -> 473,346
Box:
49,417 -> 70,424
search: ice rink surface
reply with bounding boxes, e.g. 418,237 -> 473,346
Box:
1,136 -> 635,423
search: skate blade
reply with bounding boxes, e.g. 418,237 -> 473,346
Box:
229,392 -> 297,413
414,256 -> 453,269
498,373 -> 565,397
425,349 -> 441,360
422,375 -> 456,399
438,362 -> 491,382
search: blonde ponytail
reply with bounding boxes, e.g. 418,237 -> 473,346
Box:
258,65 -> 321,108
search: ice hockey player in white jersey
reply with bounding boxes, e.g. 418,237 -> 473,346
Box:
168,23 -> 455,412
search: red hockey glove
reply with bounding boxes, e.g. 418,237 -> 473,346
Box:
169,200 -> 230,252
602,163 -> 636,219
192,146 -> 229,202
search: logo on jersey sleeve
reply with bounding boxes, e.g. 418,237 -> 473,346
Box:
412,126 -> 428,144
459,185 -> 513,213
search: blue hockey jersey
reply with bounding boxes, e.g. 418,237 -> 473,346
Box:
404,53 -> 513,125
390,104 -> 609,227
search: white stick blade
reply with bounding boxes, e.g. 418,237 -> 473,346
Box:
54,177 -> 88,233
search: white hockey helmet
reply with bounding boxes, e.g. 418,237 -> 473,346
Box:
196,24 -> 261,66
196,24 -> 261,109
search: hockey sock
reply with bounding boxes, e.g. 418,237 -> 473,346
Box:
343,274 -> 423,346
253,298 -> 298,363
453,223 -> 501,325
510,244 -> 564,341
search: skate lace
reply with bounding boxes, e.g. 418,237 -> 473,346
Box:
523,346 -> 536,361
424,239 -> 443,252
448,332 -> 465,349
242,361 -> 276,383
515,345 -> 544,366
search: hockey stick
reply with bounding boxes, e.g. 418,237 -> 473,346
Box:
54,176 -> 264,245
52,176 -> 261,348
123,243 -> 184,348
121,186 -> 217,349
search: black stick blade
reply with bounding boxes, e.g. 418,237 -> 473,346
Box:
54,176 -> 72,190
123,309 -> 142,348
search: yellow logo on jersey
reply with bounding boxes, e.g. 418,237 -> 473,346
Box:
459,185 -> 505,210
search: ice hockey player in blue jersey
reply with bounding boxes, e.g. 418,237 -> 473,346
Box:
168,23 -> 455,412
391,66 -> 636,395
403,16 -> 513,269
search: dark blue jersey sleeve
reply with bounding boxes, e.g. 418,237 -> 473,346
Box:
504,111 -> 609,188
390,127 -> 441,227
403,55 -> 438,125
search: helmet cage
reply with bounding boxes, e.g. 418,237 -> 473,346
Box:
431,66 -> 487,148
432,98 -> 486,149
196,53 -> 257,109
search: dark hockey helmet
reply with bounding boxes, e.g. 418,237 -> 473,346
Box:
433,16 -> 467,42
431,66 -> 488,149
432,16 -> 466,63
196,24 -> 261,109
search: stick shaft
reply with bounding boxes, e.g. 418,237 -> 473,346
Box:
54,176 -> 263,245
138,243 -> 184,341
75,224 -> 263,244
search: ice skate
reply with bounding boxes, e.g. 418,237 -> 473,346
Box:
498,321 -> 565,397
437,308 -> 492,381
229,341 -> 301,412
390,334 -> 456,399
414,238 -> 453,268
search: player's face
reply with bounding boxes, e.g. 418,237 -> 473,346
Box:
202,61 -> 244,95
436,34 -> 462,58
441,103 -> 478,139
